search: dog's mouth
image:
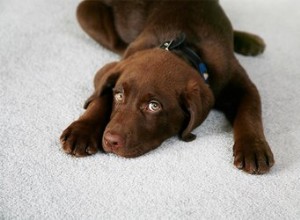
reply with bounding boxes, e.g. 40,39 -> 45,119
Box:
102,138 -> 147,158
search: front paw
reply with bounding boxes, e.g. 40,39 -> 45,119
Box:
233,138 -> 274,174
60,120 -> 102,157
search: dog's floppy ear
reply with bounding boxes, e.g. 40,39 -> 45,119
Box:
180,79 -> 214,142
84,62 -> 121,109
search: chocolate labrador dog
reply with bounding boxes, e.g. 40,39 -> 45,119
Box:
60,0 -> 274,174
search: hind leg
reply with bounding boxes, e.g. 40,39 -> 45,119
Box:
77,0 -> 127,54
234,31 -> 266,56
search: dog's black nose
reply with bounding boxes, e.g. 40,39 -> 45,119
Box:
104,132 -> 125,149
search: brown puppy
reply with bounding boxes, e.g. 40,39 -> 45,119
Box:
61,0 -> 274,174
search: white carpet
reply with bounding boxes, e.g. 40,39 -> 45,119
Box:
1,0 -> 300,219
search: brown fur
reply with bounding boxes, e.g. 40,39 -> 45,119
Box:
60,0 -> 274,174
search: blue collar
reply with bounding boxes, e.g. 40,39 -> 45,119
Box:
160,33 -> 209,83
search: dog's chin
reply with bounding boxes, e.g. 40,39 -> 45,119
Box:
103,147 -> 147,158
111,151 -> 145,158
102,140 -> 160,158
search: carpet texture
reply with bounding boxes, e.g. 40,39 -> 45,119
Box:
1,0 -> 300,219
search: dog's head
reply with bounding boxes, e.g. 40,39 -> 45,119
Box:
89,48 -> 214,157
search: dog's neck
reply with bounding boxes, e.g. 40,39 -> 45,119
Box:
159,33 -> 209,83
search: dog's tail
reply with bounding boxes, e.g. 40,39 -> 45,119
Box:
234,30 -> 266,56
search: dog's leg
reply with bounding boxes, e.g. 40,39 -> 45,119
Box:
77,0 -> 127,54
60,62 -> 119,157
234,31 -> 266,56
60,93 -> 112,157
215,61 -> 274,174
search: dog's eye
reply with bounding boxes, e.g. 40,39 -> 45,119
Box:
148,101 -> 161,112
114,92 -> 124,103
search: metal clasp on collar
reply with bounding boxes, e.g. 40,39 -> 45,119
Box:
161,40 -> 174,51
